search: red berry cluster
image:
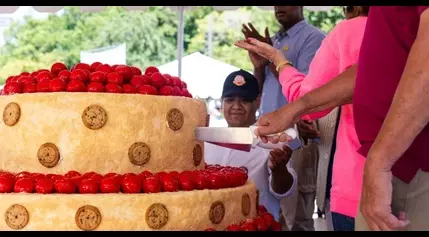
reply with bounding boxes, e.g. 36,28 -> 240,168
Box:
0,166 -> 247,194
205,205 -> 282,231
1,62 -> 192,97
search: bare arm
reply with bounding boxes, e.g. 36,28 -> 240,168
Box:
289,64 -> 356,119
367,9 -> 429,169
253,66 -> 266,93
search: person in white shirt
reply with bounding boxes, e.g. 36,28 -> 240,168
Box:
205,69 -> 297,221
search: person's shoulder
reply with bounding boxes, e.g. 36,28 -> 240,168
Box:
302,21 -> 326,38
329,17 -> 367,39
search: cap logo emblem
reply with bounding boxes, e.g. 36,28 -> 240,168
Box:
233,75 -> 246,86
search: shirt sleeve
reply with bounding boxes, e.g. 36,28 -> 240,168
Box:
294,31 -> 325,74
267,158 -> 298,199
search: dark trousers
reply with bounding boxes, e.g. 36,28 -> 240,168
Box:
332,212 -> 355,231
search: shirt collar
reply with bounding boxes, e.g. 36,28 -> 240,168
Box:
274,20 -> 309,40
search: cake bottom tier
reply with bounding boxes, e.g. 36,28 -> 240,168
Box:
0,182 -> 257,231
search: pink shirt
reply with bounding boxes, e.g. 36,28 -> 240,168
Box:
279,17 -> 367,218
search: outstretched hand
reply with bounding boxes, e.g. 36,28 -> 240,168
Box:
235,38 -> 285,65
268,145 -> 293,171
241,23 -> 272,45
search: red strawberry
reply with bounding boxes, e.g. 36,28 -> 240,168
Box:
30,173 -> 46,181
4,82 -> 22,94
65,171 -> 81,179
194,172 -> 209,190
138,85 -> 158,95
70,69 -> 88,82
130,66 -> 142,76
90,62 -> 102,72
130,75 -> 144,88
30,72 -> 39,78
111,65 -> 119,71
142,176 -> 162,193
46,174 -> 64,181
0,176 -> 14,193
66,80 -> 86,92
36,79 -> 50,93
121,175 -> 141,193
14,178 -> 34,193
105,83 -> 123,93
35,178 -> 54,194
20,72 -> 30,76
163,74 -> 172,86
254,217 -> 268,231
91,173 -> 103,184
172,86 -> 182,96
51,62 -> 68,76
260,213 -> 275,228
16,171 -> 31,179
170,76 -> 182,88
208,173 -> 227,189
74,63 -> 91,72
70,176 -> 85,186
123,84 -> 136,94
161,174 -> 179,192
100,177 -> 121,193
181,88 -> 192,98
82,172 -> 96,179
123,173 -> 137,178
35,71 -> 53,83
138,171 -> 153,181
150,72 -> 166,88
271,222 -> 282,231
225,224 -> 241,231
168,171 -> 179,180
54,178 -> 76,194
178,172 -> 195,191
145,66 -> 159,76
5,76 -> 14,84
204,228 -> 216,231
90,71 -> 106,83
115,65 -> 133,81
257,205 -> 267,214
181,81 -> 187,88
49,78 -> 66,92
78,179 -> 99,194
241,222 -> 256,231
106,72 -> 124,85
82,69 -> 92,79
87,82 -> 105,93
159,86 -> 173,96
154,172 -> 167,181
58,70 -> 70,83
96,64 -> 112,74
17,76 -> 35,85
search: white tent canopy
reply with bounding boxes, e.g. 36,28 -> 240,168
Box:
158,52 -> 241,99
0,6 -> 334,77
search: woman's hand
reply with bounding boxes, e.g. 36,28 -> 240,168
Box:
241,24 -> 272,68
235,38 -> 287,66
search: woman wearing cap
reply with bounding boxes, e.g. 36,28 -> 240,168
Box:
235,6 -> 369,231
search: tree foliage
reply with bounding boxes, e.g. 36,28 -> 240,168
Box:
0,6 -> 344,84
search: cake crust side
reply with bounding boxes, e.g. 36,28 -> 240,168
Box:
0,182 -> 257,231
0,93 -> 207,174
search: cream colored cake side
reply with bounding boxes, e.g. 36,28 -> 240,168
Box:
0,93 -> 207,174
0,182 -> 257,231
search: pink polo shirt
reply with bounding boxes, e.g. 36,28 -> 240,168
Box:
279,17 -> 367,218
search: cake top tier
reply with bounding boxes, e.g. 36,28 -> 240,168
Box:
0,62 -> 208,174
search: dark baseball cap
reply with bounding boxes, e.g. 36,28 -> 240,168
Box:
221,70 -> 259,101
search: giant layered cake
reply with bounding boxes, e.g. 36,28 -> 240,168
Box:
0,62 -> 280,231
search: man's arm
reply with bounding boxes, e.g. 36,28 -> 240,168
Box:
366,8 -> 429,169
289,64 -> 356,119
254,66 -> 266,94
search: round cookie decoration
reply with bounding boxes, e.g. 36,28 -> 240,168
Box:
209,201 -> 225,224
128,142 -> 151,166
37,143 -> 60,168
145,203 -> 169,229
75,205 -> 102,231
4,204 -> 29,230
3,102 -> 21,126
241,193 -> 251,216
193,144 -> 202,166
166,108 -> 184,131
81,105 -> 107,130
